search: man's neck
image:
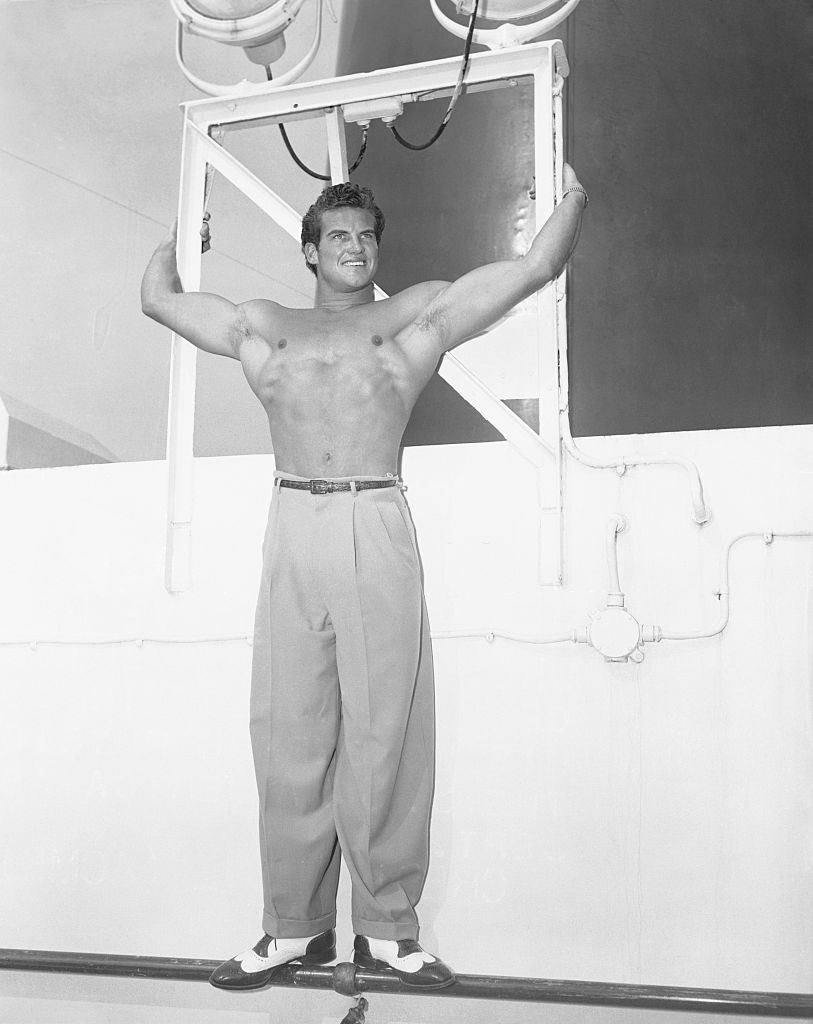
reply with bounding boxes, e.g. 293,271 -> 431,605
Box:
313,281 -> 376,312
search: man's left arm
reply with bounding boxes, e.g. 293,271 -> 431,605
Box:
414,165 -> 587,354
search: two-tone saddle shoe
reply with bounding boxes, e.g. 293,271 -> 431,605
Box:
353,935 -> 455,989
209,928 -> 336,991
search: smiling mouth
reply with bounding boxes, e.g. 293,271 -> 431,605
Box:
343,260 -> 366,267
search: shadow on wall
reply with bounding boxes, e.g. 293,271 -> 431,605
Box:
0,392 -> 117,470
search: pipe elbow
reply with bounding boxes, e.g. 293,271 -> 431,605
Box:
682,461 -> 711,524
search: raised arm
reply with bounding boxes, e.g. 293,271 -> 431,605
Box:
140,218 -> 244,360
408,164 -> 587,354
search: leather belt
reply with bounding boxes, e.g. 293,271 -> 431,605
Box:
278,478 -> 398,495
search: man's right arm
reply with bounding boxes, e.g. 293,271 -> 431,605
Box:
140,220 -> 243,360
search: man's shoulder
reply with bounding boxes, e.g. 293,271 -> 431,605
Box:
386,280 -> 450,323
238,297 -> 287,321
238,297 -> 308,335
392,280 -> 450,303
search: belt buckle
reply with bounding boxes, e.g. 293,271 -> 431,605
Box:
310,479 -> 332,495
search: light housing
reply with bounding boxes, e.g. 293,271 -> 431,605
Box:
171,0 -> 326,95
429,0 -> 582,49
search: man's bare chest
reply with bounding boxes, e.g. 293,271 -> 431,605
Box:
241,307 -> 414,403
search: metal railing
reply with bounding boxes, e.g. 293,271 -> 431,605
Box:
2,948 -> 811,1017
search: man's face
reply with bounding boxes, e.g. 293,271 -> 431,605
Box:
305,207 -> 379,291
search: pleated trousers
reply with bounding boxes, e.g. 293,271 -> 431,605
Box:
249,472 -> 435,941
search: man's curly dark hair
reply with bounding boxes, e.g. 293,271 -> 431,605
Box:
301,182 -> 385,276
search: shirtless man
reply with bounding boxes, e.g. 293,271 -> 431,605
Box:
141,166 -> 587,992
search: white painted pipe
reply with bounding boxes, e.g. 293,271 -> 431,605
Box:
6,531 -> 809,651
658,530 -> 813,641
431,628 -> 574,645
557,344 -> 711,525
606,513 -> 626,602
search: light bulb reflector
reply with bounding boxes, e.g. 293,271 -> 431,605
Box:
186,1 -> 279,17
456,0 -> 569,20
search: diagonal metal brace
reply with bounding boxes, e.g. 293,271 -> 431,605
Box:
187,124 -> 554,468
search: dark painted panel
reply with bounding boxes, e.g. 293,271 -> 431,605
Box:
338,0 -> 812,440
568,0 -> 812,434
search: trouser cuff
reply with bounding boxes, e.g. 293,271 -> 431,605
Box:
262,910 -> 336,939
352,917 -> 419,941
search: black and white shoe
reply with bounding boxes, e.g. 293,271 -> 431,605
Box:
209,929 -> 336,991
353,935 -> 455,989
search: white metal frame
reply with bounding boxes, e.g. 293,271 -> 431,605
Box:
166,41 -> 569,592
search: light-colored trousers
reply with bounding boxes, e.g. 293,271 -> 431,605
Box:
250,473 -> 435,941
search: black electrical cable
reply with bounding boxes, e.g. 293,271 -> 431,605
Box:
278,122 -> 368,181
278,121 -> 330,181
349,129 -> 368,172
387,0 -> 481,151
278,119 -> 366,182
266,67 -> 369,181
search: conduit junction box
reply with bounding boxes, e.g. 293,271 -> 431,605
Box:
343,97 -> 404,125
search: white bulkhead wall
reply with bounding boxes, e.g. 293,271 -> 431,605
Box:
0,422 -> 810,992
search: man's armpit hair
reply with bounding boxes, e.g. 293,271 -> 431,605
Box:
231,307 -> 255,355
414,304 -> 448,338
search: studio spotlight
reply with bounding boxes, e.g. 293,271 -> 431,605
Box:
171,0 -> 330,96
429,0 -> 582,49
